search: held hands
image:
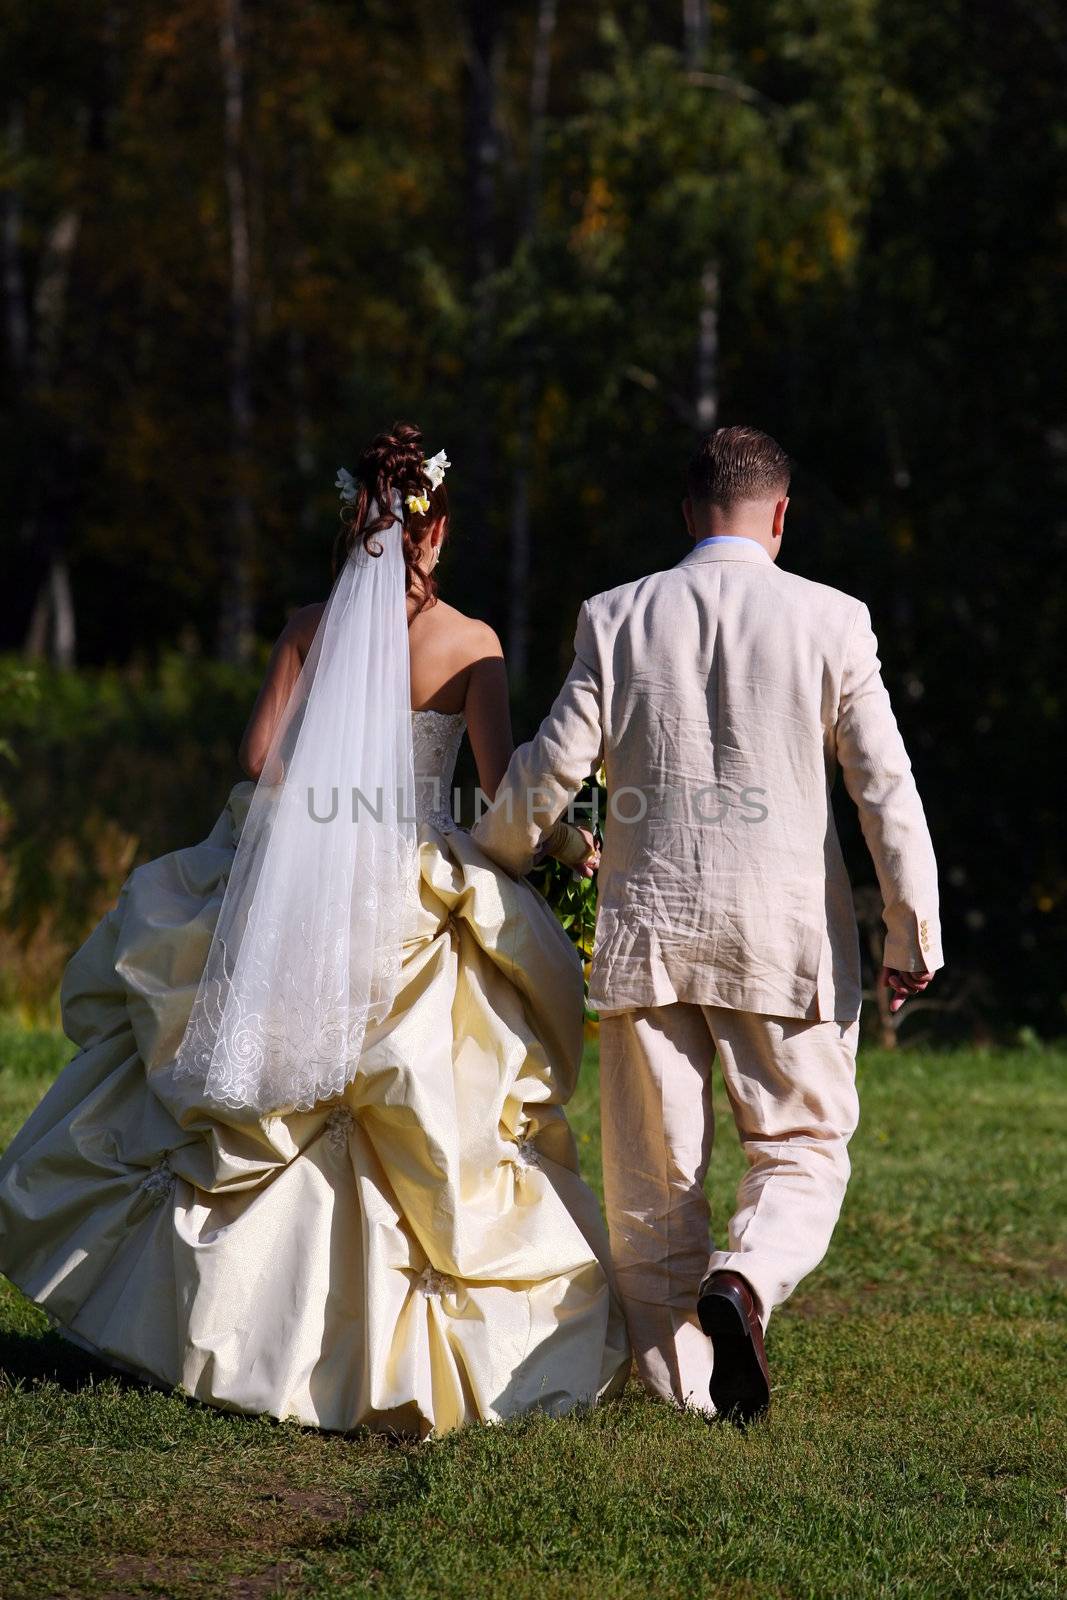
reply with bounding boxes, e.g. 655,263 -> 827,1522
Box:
881,966 -> 935,1014
539,821 -> 601,878
570,827 -> 600,879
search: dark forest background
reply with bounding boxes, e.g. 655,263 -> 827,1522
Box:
1,0 -> 1064,1035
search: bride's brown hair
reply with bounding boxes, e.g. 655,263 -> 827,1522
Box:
333,421 -> 448,613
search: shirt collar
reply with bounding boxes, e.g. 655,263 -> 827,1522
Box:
678,535 -> 773,568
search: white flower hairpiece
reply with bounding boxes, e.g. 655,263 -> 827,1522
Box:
336,451 -> 450,517
405,449 -> 450,517
423,450 -> 450,491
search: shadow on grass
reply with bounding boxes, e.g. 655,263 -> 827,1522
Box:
0,1315 -> 422,1456
0,1324 -> 152,1396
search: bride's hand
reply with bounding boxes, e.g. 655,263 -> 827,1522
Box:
571,827 -> 600,878
542,821 -> 600,877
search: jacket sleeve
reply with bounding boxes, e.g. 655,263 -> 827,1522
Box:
836,601 -> 943,973
471,601 -> 604,876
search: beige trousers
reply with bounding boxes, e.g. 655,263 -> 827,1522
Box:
599,1003 -> 860,1413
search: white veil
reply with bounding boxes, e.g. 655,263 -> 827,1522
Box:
173,495 -> 416,1117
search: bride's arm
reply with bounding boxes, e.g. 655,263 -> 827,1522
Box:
472,601 -> 603,876
464,626 -> 598,873
238,603 -> 324,779
464,628 -> 514,800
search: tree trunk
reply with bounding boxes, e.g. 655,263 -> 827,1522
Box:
4,104 -> 29,375
694,259 -> 719,430
288,324 -> 316,541
684,2 -> 719,433
31,209 -> 81,380
217,0 -> 256,664
15,99 -> 84,669
461,0 -> 502,623
286,157 -> 316,542
4,107 -> 38,659
683,0 -> 708,57
507,0 -> 557,686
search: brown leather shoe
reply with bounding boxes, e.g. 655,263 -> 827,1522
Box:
697,1270 -> 771,1424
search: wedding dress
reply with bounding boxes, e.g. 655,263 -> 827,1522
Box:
0,706 -> 630,1435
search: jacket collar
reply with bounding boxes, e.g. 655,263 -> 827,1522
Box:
676,538 -> 774,568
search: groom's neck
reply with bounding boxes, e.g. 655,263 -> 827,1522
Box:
688,496 -> 786,558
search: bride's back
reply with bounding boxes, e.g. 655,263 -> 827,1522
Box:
252,592 -> 513,797
285,593 -> 501,714
407,596 -> 500,715
407,596 -> 513,796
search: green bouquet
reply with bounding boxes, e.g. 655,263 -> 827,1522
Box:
526,770 -> 605,1021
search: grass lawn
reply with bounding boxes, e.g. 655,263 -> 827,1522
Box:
0,1022 -> 1063,1599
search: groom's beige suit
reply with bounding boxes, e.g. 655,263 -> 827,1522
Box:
472,538 -> 942,1410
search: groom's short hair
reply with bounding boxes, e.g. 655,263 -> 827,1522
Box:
687,426 -> 791,510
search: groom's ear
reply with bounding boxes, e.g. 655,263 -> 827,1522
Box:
682,497 -> 697,539
773,496 -> 789,539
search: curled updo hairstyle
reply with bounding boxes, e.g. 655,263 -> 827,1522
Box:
333,421 -> 448,613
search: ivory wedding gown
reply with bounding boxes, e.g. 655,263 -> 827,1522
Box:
0,710 -> 630,1435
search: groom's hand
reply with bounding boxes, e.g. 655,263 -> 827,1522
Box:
881,966 -> 934,1014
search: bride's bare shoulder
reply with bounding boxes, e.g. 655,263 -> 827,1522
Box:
282,602 -> 327,659
426,599 -> 503,662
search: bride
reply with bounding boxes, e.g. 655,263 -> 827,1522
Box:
0,422 -> 630,1436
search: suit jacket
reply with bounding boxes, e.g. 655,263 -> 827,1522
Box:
472,539 -> 943,1021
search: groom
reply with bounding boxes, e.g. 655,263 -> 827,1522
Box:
472,425 -> 942,1422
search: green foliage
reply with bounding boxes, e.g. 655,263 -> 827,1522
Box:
530,854 -> 600,1018
527,774 -> 605,1016
0,651 -> 260,1017
1,2 -> 1065,1027
0,662 -> 40,815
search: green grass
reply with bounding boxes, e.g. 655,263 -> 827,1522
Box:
1,1027 -> 1064,1599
